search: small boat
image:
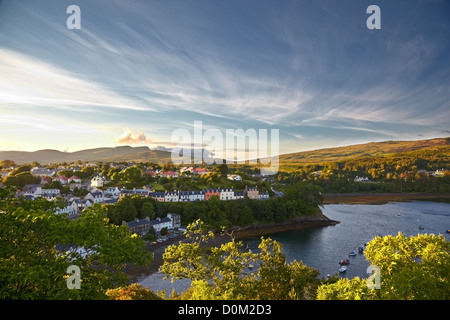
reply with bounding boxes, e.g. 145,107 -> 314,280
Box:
446,230 -> 450,234
418,225 -> 424,230
358,247 -> 364,253
339,266 -> 347,273
349,251 -> 357,256
339,259 -> 349,265
397,213 -> 401,216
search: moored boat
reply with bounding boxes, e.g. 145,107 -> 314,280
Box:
349,251 -> 356,256
339,259 -> 349,265
339,266 -> 347,273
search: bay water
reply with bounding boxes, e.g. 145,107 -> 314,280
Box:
140,200 -> 450,294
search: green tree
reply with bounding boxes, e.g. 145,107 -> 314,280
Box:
141,201 -> 155,220
160,220 -> 320,300
0,197 -> 152,299
317,233 -> 450,300
0,159 -> 16,168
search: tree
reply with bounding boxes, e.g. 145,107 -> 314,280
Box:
215,164 -> 228,178
106,283 -> 162,300
0,197 -> 152,299
0,159 -> 16,168
317,233 -> 450,300
160,220 -> 320,300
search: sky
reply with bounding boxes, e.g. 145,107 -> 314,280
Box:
0,0 -> 449,156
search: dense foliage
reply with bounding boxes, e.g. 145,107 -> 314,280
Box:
0,187 -> 152,299
276,146 -> 450,193
156,222 -> 450,300
317,232 -> 450,300
160,220 -> 321,300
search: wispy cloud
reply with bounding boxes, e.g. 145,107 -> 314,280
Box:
0,48 -> 149,112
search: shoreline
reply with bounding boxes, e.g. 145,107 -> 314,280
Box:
125,213 -> 339,283
126,192 -> 450,283
323,192 -> 450,204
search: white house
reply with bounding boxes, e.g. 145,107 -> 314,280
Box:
42,188 -> 61,196
227,174 -> 242,181
259,191 -> 270,200
55,201 -> 78,216
220,188 -> 235,201
150,217 -> 173,232
105,187 -> 121,199
84,190 -> 104,204
71,198 -> 93,212
164,190 -> 179,202
354,176 -> 370,182
91,175 -> 106,187
54,176 -> 69,185
180,190 -> 204,202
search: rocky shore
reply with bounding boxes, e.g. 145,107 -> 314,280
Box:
224,213 -> 339,239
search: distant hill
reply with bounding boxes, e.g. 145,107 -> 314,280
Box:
0,146 -> 172,165
1,137 -> 449,166
278,137 -> 450,167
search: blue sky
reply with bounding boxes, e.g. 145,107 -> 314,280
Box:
0,0 -> 449,154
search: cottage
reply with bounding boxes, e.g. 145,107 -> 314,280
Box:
227,174 -> 242,181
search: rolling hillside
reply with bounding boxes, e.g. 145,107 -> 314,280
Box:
1,137 -> 449,166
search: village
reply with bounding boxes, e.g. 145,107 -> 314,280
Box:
0,161 -> 277,240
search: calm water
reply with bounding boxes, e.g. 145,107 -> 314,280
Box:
140,201 -> 450,295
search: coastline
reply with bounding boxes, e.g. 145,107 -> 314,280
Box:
126,192 -> 450,283
323,192 -> 450,205
126,212 -> 339,283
